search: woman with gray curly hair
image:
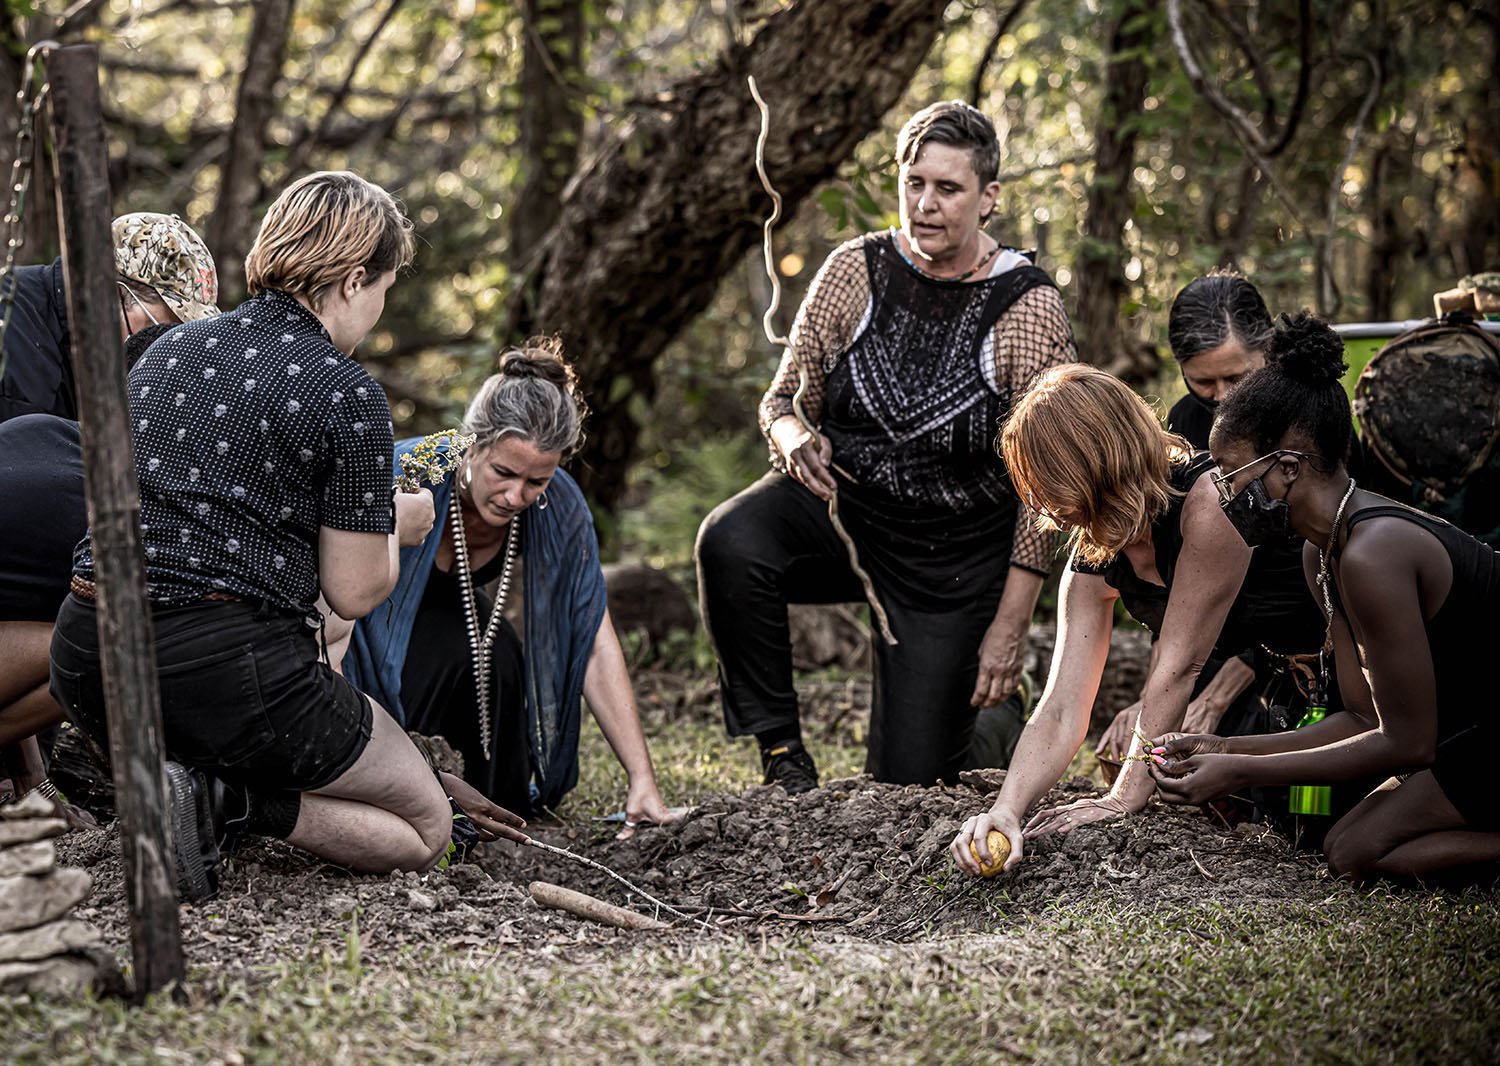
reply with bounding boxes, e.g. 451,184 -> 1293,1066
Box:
343,338 -> 676,829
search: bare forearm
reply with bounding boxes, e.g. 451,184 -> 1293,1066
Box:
1114,660 -> 1201,805
996,566 -> 1045,631
1225,710 -> 1371,755
990,709 -> 1086,823
582,615 -> 657,783
1196,656 -> 1255,718
993,567 -> 1113,820
1245,727 -> 1426,784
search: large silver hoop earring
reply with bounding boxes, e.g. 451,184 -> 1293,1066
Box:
537,491 -> 549,511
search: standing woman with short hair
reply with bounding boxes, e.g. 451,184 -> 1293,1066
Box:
1153,315 -> 1500,881
51,172 -> 520,897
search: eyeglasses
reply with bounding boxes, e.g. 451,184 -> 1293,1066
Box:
1211,449 -> 1319,504
118,282 -> 162,333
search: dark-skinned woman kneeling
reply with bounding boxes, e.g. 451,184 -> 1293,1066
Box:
1153,313 -> 1500,882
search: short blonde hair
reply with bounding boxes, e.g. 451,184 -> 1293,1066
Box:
1001,364 -> 1192,567
244,171 -> 415,309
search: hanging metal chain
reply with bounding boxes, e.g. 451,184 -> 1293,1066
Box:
0,41 -> 59,380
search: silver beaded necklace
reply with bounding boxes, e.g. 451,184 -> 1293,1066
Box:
1315,477 -> 1358,665
449,492 -> 520,762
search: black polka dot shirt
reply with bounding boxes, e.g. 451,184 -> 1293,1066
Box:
74,288 -> 395,616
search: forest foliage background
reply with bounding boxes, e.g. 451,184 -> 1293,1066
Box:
3,0 -> 1497,569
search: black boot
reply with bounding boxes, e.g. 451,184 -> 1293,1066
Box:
164,761 -> 220,902
761,738 -> 818,795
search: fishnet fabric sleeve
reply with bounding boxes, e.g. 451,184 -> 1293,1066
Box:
996,284 -> 1078,575
757,237 -> 873,468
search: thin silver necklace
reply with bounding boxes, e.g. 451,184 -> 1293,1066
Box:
1316,478 -> 1358,658
449,493 -> 520,762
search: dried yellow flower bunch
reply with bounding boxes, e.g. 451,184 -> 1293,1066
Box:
394,429 -> 477,493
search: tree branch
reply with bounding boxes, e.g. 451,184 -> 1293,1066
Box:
1166,0 -> 1268,153
1317,47 -> 1385,315
53,0 -> 111,36
1265,0 -> 1312,158
278,0 -> 406,181
1201,0 -> 1276,124
967,0 -> 1029,107
1166,0 -> 1311,235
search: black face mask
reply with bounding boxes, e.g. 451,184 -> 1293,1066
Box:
1221,476 -> 1290,547
124,322 -> 174,369
1182,386 -> 1218,416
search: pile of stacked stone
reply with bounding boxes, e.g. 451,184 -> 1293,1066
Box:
0,791 -> 112,997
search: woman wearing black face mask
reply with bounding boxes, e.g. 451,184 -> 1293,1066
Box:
1097,273 -> 1315,762
1165,272 -> 1273,451
1153,314 -> 1500,882
951,364 -> 1328,876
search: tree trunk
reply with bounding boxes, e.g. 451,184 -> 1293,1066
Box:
527,0 -> 949,514
1457,0 -> 1500,277
1364,139 -> 1398,321
1073,0 -> 1154,380
510,0 -> 585,267
207,0 -> 296,307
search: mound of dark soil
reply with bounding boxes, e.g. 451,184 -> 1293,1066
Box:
483,775 -> 1330,940
54,774 -> 1333,990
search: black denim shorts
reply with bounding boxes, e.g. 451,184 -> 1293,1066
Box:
50,595 -> 372,792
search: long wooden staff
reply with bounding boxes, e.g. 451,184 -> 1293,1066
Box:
747,76 -> 897,646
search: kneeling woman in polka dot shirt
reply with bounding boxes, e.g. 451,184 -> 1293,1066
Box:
51,171 -> 521,893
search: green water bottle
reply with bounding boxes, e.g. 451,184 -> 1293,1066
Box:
1288,703 -> 1333,816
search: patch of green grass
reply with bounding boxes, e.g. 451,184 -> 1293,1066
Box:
7,889 -> 1497,1065
8,672 -> 1497,1063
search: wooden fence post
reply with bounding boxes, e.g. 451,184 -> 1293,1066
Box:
44,43 -> 184,998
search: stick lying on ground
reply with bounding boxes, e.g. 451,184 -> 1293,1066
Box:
677,906 -> 846,924
449,778 -> 691,922
522,836 -> 691,921
529,881 -> 671,931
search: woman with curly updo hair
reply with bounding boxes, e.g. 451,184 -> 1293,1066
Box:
1153,314 -> 1500,881
344,337 -> 676,830
952,363 -> 1325,877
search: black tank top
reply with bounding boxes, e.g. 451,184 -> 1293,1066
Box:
821,235 -> 1051,610
1336,502 -> 1500,737
1073,452 -> 1325,659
